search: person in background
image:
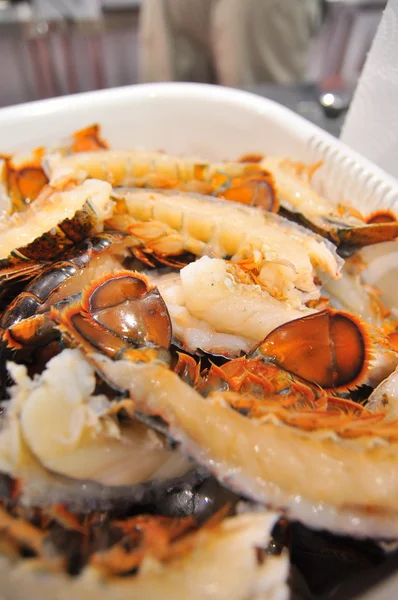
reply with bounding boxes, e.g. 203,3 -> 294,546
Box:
139,0 -> 324,87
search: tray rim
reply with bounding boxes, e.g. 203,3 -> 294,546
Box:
1,81 -> 397,192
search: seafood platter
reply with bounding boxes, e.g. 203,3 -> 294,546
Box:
1,82 -> 398,599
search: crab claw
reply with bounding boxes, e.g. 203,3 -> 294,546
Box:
51,271 -> 172,365
253,309 -> 398,391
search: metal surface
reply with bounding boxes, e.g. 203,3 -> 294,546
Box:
102,0 -> 141,9
319,88 -> 353,118
326,0 -> 386,6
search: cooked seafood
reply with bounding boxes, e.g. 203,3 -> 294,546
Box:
2,122 -> 398,599
0,506 -> 289,600
259,156 -> 398,251
43,270 -> 398,539
0,148 -> 47,216
1,232 -> 126,332
0,232 -> 132,351
255,309 -> 398,390
359,241 -> 398,320
66,124 -> 109,154
0,125 -> 109,218
55,270 -> 173,362
0,179 -> 115,320
149,256 -> 316,356
322,255 -> 389,328
0,179 -> 113,261
0,348 -> 192,508
44,150 -> 278,211
367,367 -> 398,421
0,268 -> 191,508
88,353 -> 398,539
0,158 -> 9,216
149,257 -> 398,387
110,188 -> 342,303
56,270 -> 395,394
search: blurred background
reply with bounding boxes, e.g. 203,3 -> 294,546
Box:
0,0 -> 387,136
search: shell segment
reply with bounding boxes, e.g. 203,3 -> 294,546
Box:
51,271 -> 172,365
111,188 -> 342,304
255,309 -> 369,390
44,149 -> 278,212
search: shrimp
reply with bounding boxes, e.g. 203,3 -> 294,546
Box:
44,150 -> 278,211
110,188 -> 342,304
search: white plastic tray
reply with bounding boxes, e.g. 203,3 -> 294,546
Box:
1,82 -> 398,211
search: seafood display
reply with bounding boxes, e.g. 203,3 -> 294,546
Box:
0,123 -> 398,599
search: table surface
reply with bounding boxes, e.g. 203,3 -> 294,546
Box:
245,83 -> 346,139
